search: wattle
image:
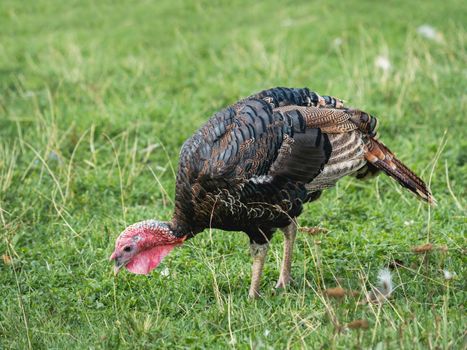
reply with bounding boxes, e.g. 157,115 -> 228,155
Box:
125,244 -> 181,275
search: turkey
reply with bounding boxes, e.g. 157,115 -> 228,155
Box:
110,87 -> 435,298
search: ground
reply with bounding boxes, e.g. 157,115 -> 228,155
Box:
0,0 -> 465,348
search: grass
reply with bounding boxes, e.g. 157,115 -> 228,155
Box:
0,0 -> 465,348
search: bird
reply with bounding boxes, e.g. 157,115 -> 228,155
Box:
110,87 -> 435,298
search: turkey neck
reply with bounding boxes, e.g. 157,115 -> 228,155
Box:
169,216 -> 201,239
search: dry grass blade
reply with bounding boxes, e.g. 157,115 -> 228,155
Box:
346,289 -> 360,297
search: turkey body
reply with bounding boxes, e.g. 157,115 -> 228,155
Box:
110,87 -> 434,298
169,87 -> 433,248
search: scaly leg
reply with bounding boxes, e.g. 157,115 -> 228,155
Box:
275,221 -> 297,289
248,242 -> 269,299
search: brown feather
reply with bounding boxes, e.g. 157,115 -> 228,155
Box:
364,138 -> 436,206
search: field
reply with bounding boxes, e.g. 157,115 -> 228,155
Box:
0,0 -> 465,348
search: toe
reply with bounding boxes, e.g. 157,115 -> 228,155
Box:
275,278 -> 289,289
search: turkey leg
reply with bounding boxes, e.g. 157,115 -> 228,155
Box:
248,242 -> 269,298
275,221 -> 297,289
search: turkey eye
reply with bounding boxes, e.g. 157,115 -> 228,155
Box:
123,246 -> 132,252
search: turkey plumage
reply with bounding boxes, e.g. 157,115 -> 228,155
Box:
110,87 -> 434,298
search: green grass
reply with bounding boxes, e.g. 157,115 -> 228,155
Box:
1,0 -> 466,348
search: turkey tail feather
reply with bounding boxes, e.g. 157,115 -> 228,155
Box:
365,138 -> 436,206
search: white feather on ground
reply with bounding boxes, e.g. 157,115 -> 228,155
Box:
443,270 -> 455,281
417,25 -> 442,42
363,268 -> 393,304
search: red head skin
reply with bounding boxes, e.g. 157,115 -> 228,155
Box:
109,220 -> 186,275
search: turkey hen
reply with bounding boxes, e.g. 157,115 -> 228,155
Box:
110,87 -> 435,298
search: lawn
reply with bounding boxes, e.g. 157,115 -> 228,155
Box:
0,0 -> 465,348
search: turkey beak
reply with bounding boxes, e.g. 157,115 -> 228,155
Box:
113,258 -> 124,276
109,252 -> 122,276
